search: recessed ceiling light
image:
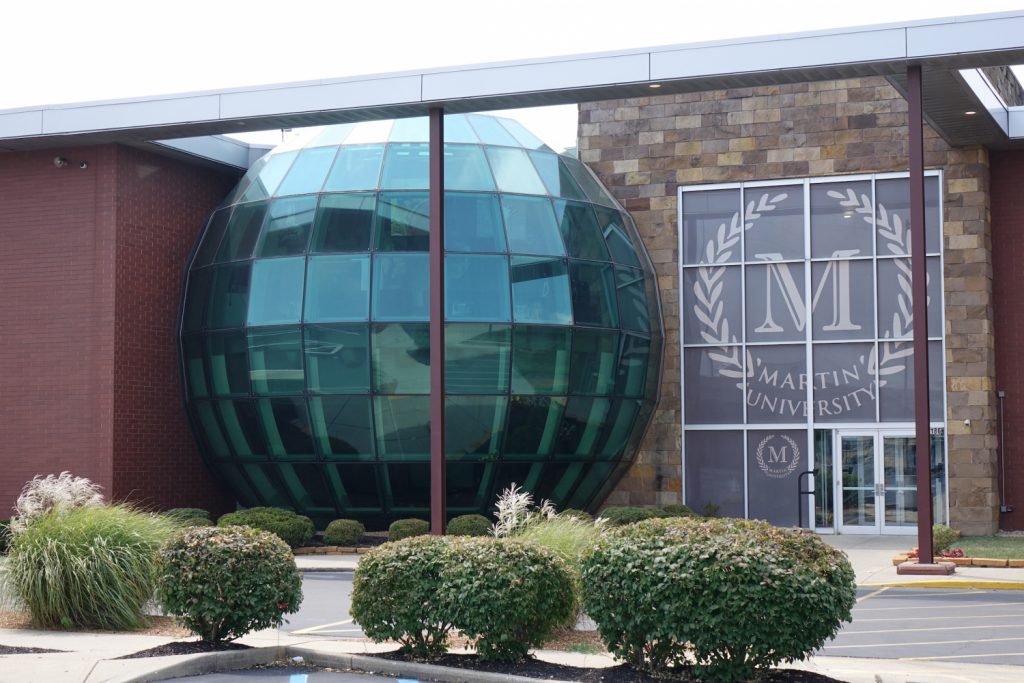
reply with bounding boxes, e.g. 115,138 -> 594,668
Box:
965,110 -> 977,116
649,83 -> 662,89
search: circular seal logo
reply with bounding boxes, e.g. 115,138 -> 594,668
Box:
755,434 -> 801,479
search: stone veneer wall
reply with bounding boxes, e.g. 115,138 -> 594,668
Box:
579,76 -> 998,534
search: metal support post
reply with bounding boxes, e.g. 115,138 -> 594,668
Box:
429,108 -> 446,535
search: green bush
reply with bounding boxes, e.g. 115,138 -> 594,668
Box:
388,518 -> 430,541
446,514 -> 491,537
163,508 -> 213,527
517,515 -> 602,571
597,506 -> 657,526
659,504 -> 695,518
4,505 -> 176,630
0,519 -> 9,555
324,519 -> 365,546
218,507 -> 314,549
351,536 -> 452,657
701,502 -> 721,518
582,518 -> 856,682
157,526 -> 302,642
933,524 -> 961,553
559,508 -> 593,522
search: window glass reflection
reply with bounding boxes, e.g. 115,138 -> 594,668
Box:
380,143 -> 429,190
569,261 -> 618,327
501,195 -> 565,256
446,324 -> 510,394
445,193 -> 506,252
485,147 -> 547,195
446,396 -> 508,458
512,326 -> 570,394
248,328 -> 304,395
372,323 -> 430,394
323,145 -> 385,192
511,256 -> 572,324
504,396 -> 565,458
375,192 -> 430,251
528,151 -> 587,200
304,325 -> 370,394
372,253 -> 429,321
445,254 -> 511,322
311,193 -> 375,252
193,208 -> 233,268
569,329 -> 618,395
276,147 -> 337,196
444,145 -> 496,191
374,396 -> 431,461
216,201 -> 268,262
594,207 -> 641,267
310,396 -> 375,460
304,254 -> 370,322
256,196 -> 316,257
554,200 -> 610,261
240,152 -> 297,202
248,257 -> 305,326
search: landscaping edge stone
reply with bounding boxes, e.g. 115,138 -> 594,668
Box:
891,553 -> 1024,567
115,646 -> 284,683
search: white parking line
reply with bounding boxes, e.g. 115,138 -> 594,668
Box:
291,618 -> 354,635
855,601 -> 1023,612
828,636 -> 1024,649
841,623 -> 1022,636
900,652 -> 1024,661
853,611 -> 1024,623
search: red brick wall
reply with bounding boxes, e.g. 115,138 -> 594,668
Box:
0,146 -> 118,514
991,149 -> 1024,529
0,144 -> 238,518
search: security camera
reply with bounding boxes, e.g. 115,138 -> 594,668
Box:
53,156 -> 69,168
79,161 -> 88,169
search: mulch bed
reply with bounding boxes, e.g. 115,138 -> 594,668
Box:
0,644 -> 66,655
375,651 -> 843,682
115,640 -> 251,659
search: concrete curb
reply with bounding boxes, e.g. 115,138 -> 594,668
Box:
111,646 -> 283,683
861,580 -> 1024,590
296,567 -> 355,573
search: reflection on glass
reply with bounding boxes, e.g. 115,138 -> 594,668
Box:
681,190 -> 739,265
311,193 -> 375,252
595,207 -> 641,267
444,193 -> 506,252
193,208 -> 233,268
512,326 -> 570,394
504,396 -> 565,458
218,400 -> 267,457
569,261 -> 618,327
240,152 -> 297,202
247,257 -> 305,326
445,396 -> 508,458
883,435 -> 917,527
323,145 -> 385,192
501,195 -> 565,256
745,185 -> 805,261
380,143 -> 429,190
445,254 -> 511,322
444,145 -> 496,191
276,147 -> 337,196
257,397 -> 314,457
814,429 -> 834,528
511,257 -> 572,324
208,332 -> 249,396
485,147 -> 547,195
256,196 -> 316,257
183,336 -> 209,397
446,324 -> 510,394
372,323 -> 430,394
304,326 -> 370,393
615,267 -> 649,332
389,117 -> 429,142
841,435 -> 875,527
468,115 -> 519,146
304,254 -> 370,322
560,156 -> 617,207
207,262 -> 251,330
310,396 -> 374,460
374,396 -> 430,461
376,192 -> 430,251
555,397 -> 610,457
527,151 -> 587,200
248,328 -> 304,395
216,201 -> 268,262
570,329 -> 617,395
555,200 -> 609,261
372,253 -> 429,321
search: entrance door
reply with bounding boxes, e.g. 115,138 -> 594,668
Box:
835,431 -> 917,535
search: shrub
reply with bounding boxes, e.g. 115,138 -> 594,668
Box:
324,519 -> 365,546
582,517 -> 856,682
597,506 -> 657,526
0,519 -> 10,555
443,537 -> 576,661
351,536 -> 452,657
11,472 -> 104,532
659,504 -> 695,518
701,502 -> 720,517
3,505 -> 176,630
157,526 -> 302,642
446,514 -> 491,537
559,508 -> 593,522
492,483 -> 555,537
163,508 -> 213,527
933,524 -> 960,554
388,518 -> 430,541
517,515 -> 603,572
218,507 -> 314,549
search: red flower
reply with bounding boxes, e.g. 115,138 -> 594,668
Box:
278,602 -> 288,610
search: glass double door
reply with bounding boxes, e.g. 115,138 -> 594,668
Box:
836,431 -> 919,535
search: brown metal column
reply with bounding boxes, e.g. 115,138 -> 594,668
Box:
429,108 -> 447,535
907,65 -> 934,562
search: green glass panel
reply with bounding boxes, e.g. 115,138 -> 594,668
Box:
310,396 -> 375,460
503,396 -> 565,459
214,464 -> 261,507
375,192 -> 430,251
193,401 -> 230,459
446,396 -> 508,460
255,196 -> 316,257
206,262 -> 251,330
511,326 -> 570,394
311,192 -> 375,252
615,266 -> 650,333
304,254 -> 370,322
596,399 -> 642,459
217,400 -> 267,457
323,144 -> 384,192
499,119 -> 546,150
380,143 -> 429,190
193,208 -> 233,268
374,396 -> 431,462
444,145 -> 495,191
240,151 -> 297,202
247,257 -> 305,326
243,464 -> 291,507
560,155 -> 616,207
554,397 -> 610,457
182,336 -> 209,398
566,462 -> 615,509
216,201 -> 268,262
276,146 -> 337,196
442,114 -> 478,143
511,256 -> 572,324
182,268 -> 214,333
527,151 -> 587,200
208,332 -> 250,396
248,328 -> 304,395
281,464 -> 335,514
444,193 -> 506,252
445,324 -> 510,394
468,115 -> 519,146
445,254 -> 510,322
330,463 -> 382,509
554,200 -> 609,261
372,253 -> 429,321
569,329 -> 618,395
446,463 -> 491,510
257,397 -> 315,457
484,146 -> 546,195
501,195 -> 565,256
223,156 -> 265,205
390,117 -> 429,142
615,333 -> 650,397
569,260 -> 618,328
305,325 -> 370,393
386,463 -> 431,509
308,124 -> 354,147
372,323 -> 429,394
595,207 -> 642,267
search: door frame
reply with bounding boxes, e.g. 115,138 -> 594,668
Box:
834,429 -> 918,536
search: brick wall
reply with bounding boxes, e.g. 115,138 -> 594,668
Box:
991,149 -> 1024,529
579,77 -> 999,534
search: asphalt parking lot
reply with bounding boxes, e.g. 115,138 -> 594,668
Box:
821,586 -> 1024,665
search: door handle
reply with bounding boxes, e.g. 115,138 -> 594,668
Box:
874,483 -> 886,496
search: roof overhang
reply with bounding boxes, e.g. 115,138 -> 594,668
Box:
3,10 -> 1024,168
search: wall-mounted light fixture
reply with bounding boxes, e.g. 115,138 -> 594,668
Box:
53,156 -> 69,168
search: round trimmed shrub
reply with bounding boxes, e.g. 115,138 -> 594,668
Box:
163,507 -> 213,527
659,504 -> 695,518
933,524 -> 960,553
597,506 -> 657,526
388,518 -> 430,541
446,514 -> 491,537
157,525 -> 302,642
351,536 -> 451,657
218,507 -> 314,549
5,505 -> 176,630
324,519 -> 365,546
582,518 -> 856,682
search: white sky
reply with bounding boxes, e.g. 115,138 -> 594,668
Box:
4,0 -> 1024,152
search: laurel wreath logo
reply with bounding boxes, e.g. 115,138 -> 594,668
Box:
690,185 -> 924,391
755,434 -> 801,479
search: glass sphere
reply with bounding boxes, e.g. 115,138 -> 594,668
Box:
180,114 -> 662,527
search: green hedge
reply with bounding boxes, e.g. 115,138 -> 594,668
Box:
933,524 -> 960,553
324,519 -> 365,546
659,504 -> 695,518
157,526 -> 302,642
445,514 -> 491,537
162,508 -> 213,527
388,518 -> 430,541
351,536 -> 575,662
581,517 -> 856,682
218,507 -> 314,549
596,506 -> 658,526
